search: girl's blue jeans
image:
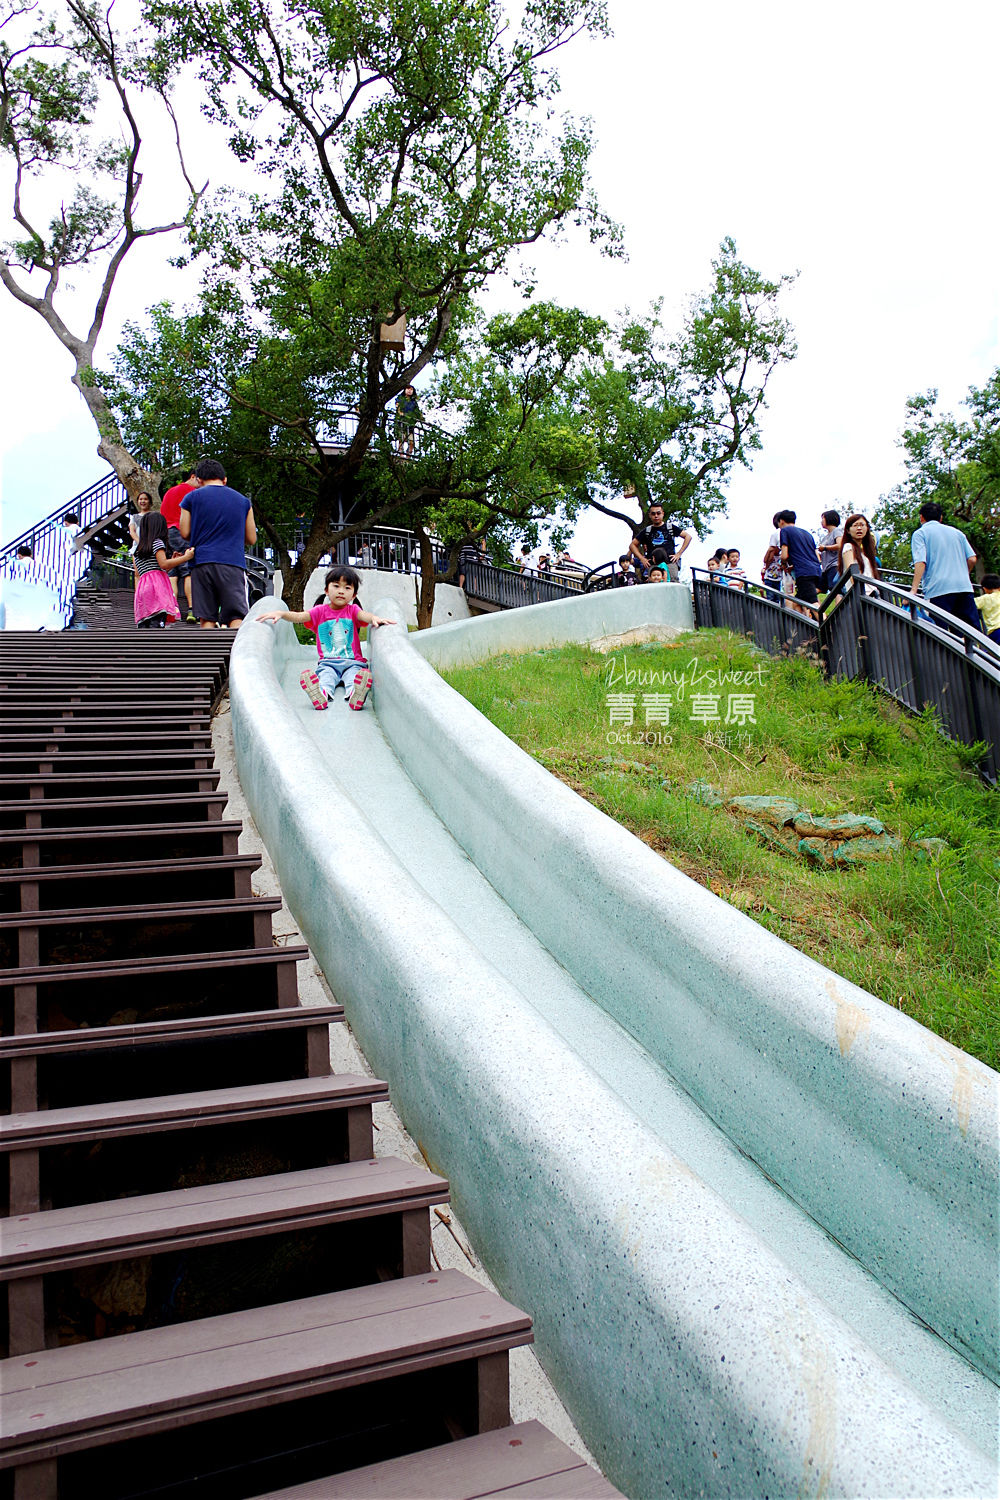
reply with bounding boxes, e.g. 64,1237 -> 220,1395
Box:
316,657 -> 368,696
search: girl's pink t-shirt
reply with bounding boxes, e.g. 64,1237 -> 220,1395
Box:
307,601 -> 364,662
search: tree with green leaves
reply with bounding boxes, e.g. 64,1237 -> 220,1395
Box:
0,0 -> 205,498
873,372 -> 999,575
578,238 -> 797,544
400,300 -> 605,624
114,0 -> 616,597
108,298 -> 603,617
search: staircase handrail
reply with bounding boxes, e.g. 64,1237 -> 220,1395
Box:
1,471 -> 129,561
691,565 -> 1000,782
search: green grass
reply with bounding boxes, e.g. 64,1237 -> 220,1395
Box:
441,630 -> 1000,1068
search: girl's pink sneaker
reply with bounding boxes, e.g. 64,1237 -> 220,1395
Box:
348,668 -> 373,710
299,669 -> 328,710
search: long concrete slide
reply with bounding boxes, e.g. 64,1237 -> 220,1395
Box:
230,583 -> 998,1500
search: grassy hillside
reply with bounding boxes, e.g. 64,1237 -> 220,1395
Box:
442,629 -> 999,1067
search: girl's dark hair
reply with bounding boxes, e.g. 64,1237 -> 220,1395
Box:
838,514 -> 880,578
822,509 -> 841,527
324,566 -> 361,597
981,573 -> 1000,590
136,512 -> 169,560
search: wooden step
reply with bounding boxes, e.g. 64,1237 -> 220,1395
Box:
254,1421 -> 624,1498
0,1271 -> 532,1500
0,1003 -> 340,1113
1,1074 -> 386,1215
1,1156 -> 447,1357
0,855 -> 261,913
0,726 -> 215,750
0,820 -> 244,868
0,791 -> 229,831
0,769 -> 220,799
0,716 -> 212,738
0,684 -> 213,704
0,750 -> 216,776
0,895 -> 282,969
0,944 -> 307,1036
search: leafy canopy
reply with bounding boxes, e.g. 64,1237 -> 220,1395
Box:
578,238 -> 797,536
874,370 -> 1000,573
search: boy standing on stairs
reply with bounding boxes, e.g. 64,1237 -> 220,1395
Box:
257,566 -> 395,710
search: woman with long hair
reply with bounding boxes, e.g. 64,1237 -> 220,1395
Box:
838,514 -> 880,585
128,492 -> 155,551
133,513 -> 193,628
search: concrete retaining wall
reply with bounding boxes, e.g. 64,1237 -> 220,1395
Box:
410,578 -> 693,667
231,596 -> 997,1499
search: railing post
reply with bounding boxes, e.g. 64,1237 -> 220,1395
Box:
964,630 -> 987,754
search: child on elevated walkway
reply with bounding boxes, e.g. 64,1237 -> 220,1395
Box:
257,566 -> 395,710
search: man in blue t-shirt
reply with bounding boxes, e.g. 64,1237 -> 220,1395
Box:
179,459 -> 257,628
778,509 -> 822,607
910,502 -> 979,632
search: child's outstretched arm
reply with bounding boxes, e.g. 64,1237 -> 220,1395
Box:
158,547 -> 195,572
356,610 -> 397,627
257,607 -> 312,625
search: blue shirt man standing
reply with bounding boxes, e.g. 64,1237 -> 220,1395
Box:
178,459 -> 257,628
910,502 -> 978,632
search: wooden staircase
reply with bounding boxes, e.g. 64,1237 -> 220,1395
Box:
0,626 -> 621,1500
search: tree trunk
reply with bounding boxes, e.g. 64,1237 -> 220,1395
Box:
71,364 -> 161,500
415,524 -> 437,629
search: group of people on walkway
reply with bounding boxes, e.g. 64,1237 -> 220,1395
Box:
694,501 -> 998,645
129,459 -> 257,630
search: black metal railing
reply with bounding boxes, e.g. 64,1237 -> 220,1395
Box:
274,527 -> 585,608
460,560 -> 583,608
692,567 -> 1000,782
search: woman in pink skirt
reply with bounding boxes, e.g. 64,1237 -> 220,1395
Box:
133,513 -> 194,628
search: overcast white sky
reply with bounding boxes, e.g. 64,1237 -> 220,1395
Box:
2,0 -> 998,575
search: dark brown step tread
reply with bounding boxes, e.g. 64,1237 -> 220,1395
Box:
0,1270 -> 531,1460
1,1157 -> 447,1276
0,666 -> 226,678
0,1074 -> 387,1148
0,717 -> 213,733
0,942 -> 308,988
0,818 -> 242,847
0,894 -> 281,931
0,770 -> 219,790
0,731 -> 214,745
0,758 -> 216,778
254,1422 -> 623,1499
0,684 -> 213,698
0,1003 -> 341,1058
0,791 -> 228,814
0,854 -> 260,889
0,699 -> 213,712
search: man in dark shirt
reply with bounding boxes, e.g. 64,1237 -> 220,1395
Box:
178,459 -> 257,628
629,504 -> 694,581
778,509 -> 822,608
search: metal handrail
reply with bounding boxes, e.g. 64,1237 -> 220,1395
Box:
1,472 -> 129,595
692,565 -> 1000,782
